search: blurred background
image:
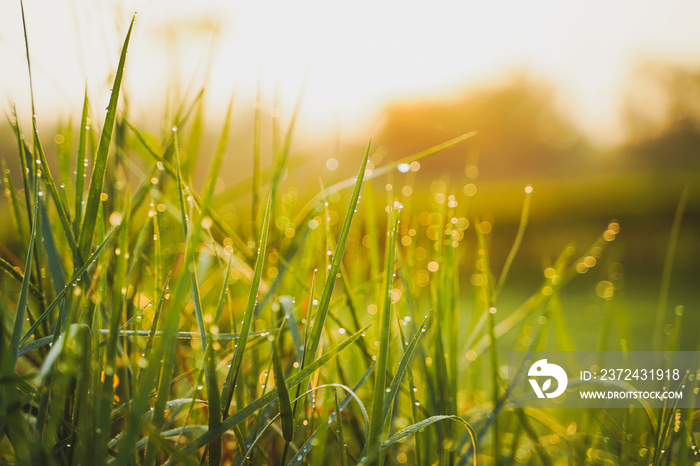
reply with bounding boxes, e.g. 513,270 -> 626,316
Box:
1,0 -> 699,348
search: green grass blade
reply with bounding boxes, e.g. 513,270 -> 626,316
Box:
306,141 -> 370,370
495,185 -> 532,297
212,255 -> 233,327
366,207 -> 400,465
335,388 -> 349,466
220,194 -> 272,418
475,219 -> 500,459
16,335 -> 52,357
67,323 -> 92,465
396,313 -> 424,465
10,171 -> 38,365
277,298 -> 302,357
19,0 -> 36,116
38,198 -> 67,295
382,312 -> 431,423
137,275 -> 169,381
95,329 -> 267,340
78,15 -> 134,259
74,90 -> 90,236
653,185 -> 689,350
172,129 -> 207,353
124,205 -> 152,284
94,196 -> 129,465
152,211 -> 163,297
271,334 -> 294,441
288,269 -> 317,435
205,338 -> 222,466
380,415 -> 477,462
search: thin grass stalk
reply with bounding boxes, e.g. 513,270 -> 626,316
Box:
10,166 -> 38,365
220,195 -> 272,418
476,218 -> 499,462
205,337 -> 222,466
78,16 -> 134,260
494,185 -> 532,297
653,185 -> 689,350
365,207 -> 401,465
94,196 -> 129,464
305,142 -> 370,376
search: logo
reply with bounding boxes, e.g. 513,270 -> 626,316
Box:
528,359 -> 568,398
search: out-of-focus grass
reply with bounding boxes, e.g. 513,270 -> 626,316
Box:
0,13 -> 698,466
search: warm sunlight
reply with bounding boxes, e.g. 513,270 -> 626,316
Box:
2,1 -> 700,143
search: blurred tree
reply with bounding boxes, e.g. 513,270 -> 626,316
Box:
376,74 -> 590,179
622,62 -> 700,170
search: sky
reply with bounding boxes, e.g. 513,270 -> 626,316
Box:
1,0 -> 700,144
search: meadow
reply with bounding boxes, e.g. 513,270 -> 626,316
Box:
1,13 -> 699,466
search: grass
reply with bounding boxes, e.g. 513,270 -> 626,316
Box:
0,12 -> 698,466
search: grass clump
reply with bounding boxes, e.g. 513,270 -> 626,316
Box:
0,13 -> 697,466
